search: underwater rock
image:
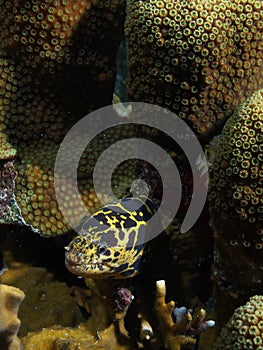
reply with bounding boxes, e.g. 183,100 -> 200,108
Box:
125,0 -> 263,140
0,284 -> 25,350
21,278 -> 137,350
22,322 -> 135,350
0,161 -> 24,226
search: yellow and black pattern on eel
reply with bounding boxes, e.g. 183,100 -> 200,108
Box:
65,196 -> 157,279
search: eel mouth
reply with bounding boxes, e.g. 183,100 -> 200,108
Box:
65,251 -> 113,277
65,254 -> 79,268
64,249 -> 84,273
65,255 -> 81,274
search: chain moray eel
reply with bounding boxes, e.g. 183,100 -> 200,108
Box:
65,196 -> 157,279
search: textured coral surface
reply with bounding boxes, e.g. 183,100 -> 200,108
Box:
0,0 -> 127,235
1,250 -> 86,336
213,295 -> 263,350
0,283 -> 25,350
209,89 -> 263,296
0,1 -> 262,349
125,0 -> 263,139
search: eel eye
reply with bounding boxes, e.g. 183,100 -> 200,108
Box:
97,244 -> 107,254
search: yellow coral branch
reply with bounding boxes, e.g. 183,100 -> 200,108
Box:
0,284 -> 25,350
154,280 -> 196,350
